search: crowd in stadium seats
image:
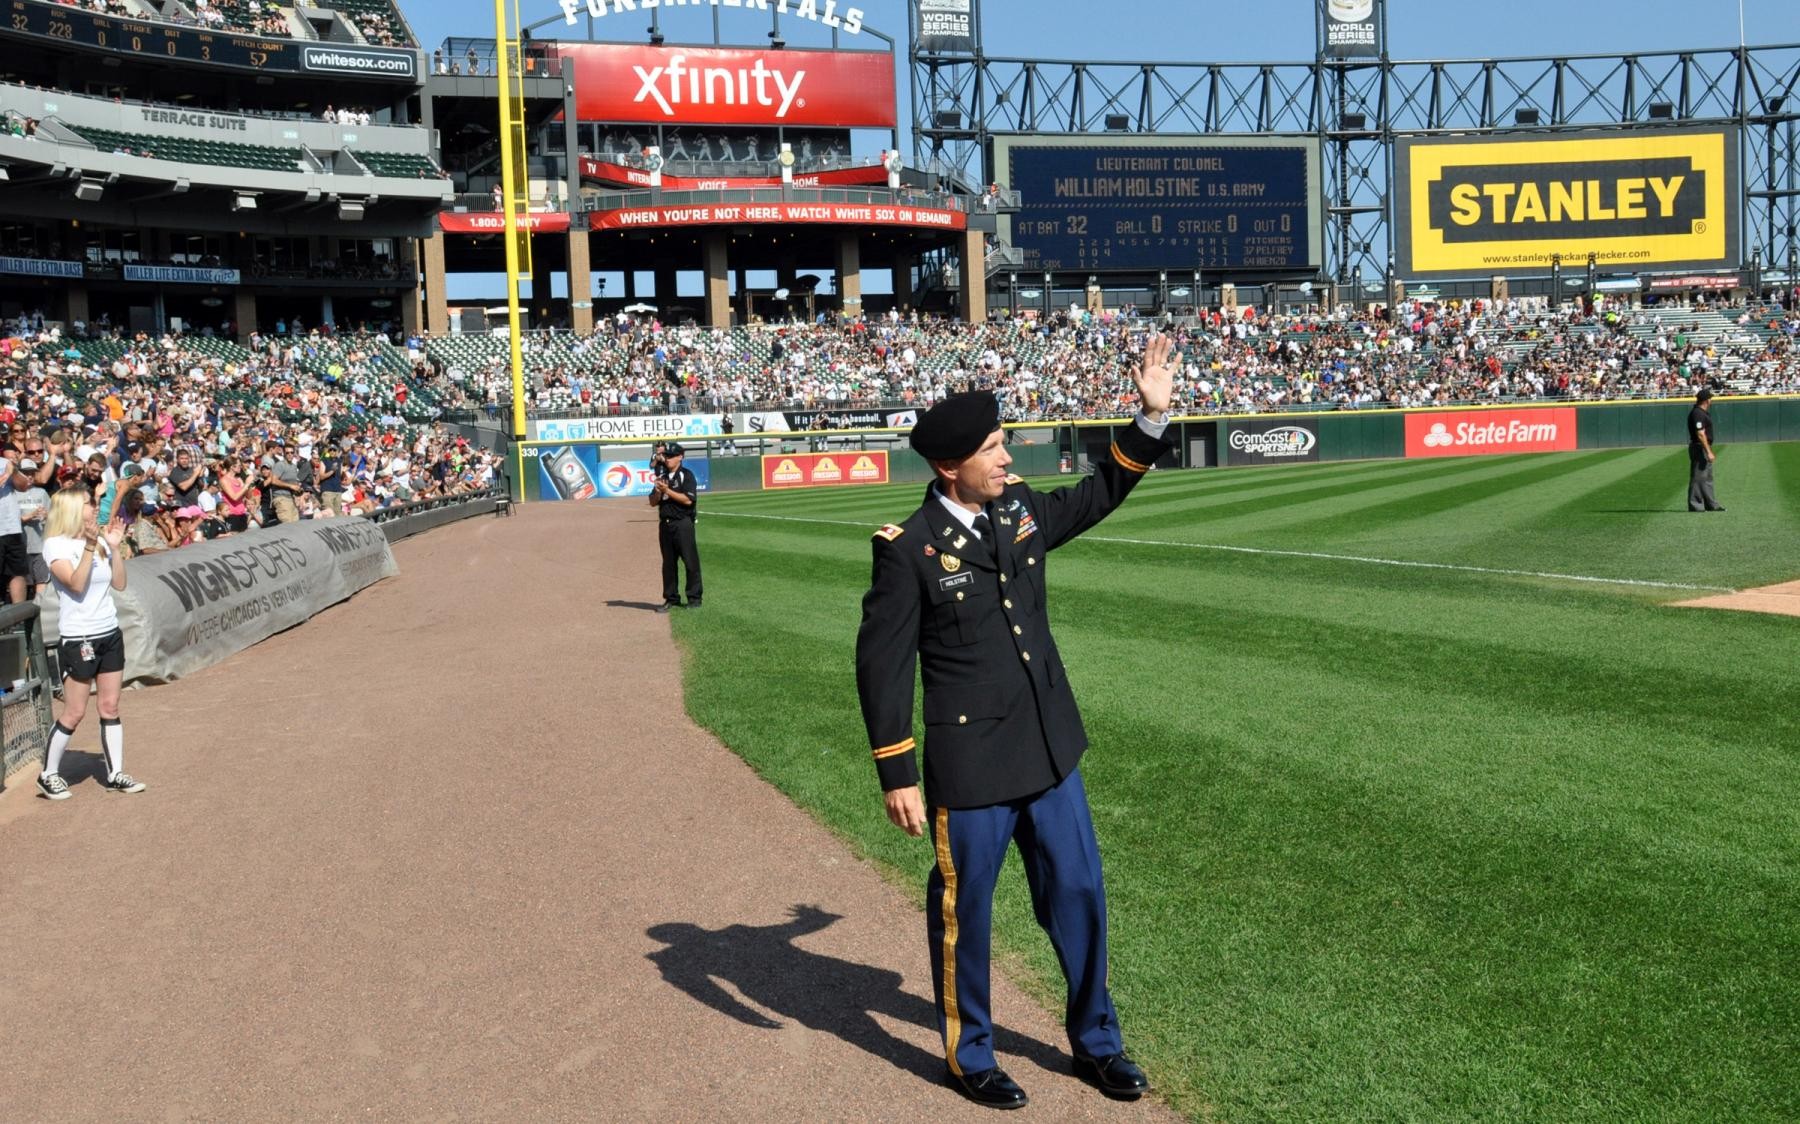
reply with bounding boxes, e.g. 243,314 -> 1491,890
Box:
0,325 -> 499,557
429,301 -> 1800,420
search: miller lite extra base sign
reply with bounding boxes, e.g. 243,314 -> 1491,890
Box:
560,43 -> 896,129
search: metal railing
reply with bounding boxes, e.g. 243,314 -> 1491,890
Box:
365,487 -> 505,542
0,603 -> 57,787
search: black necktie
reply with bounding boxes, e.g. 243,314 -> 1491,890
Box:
972,511 -> 997,560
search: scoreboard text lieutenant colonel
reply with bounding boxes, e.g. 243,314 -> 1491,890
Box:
855,336 -> 1179,1109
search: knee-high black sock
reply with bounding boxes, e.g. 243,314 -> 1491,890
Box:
43,722 -> 74,777
99,718 -> 123,782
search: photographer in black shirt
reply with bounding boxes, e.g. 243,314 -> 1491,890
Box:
649,442 -> 702,613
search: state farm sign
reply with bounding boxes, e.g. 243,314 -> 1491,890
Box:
1405,407 -> 1578,458
561,44 -> 896,129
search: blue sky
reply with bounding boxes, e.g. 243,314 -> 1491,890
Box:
403,0 -> 1797,69
404,0 -> 1798,301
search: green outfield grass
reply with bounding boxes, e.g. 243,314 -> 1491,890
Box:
671,443 -> 1800,1122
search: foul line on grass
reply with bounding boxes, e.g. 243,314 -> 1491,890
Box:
704,511 -> 1739,594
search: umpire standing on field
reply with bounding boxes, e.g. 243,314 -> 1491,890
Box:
650,442 -> 703,612
855,335 -> 1180,1110
1687,388 -> 1725,512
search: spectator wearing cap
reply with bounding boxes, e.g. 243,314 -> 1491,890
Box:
260,438 -> 303,524
650,442 -> 701,612
0,444 -> 30,604
851,336 -> 1180,1110
18,458 -> 50,597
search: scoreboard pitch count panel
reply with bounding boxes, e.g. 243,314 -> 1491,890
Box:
2,0 -> 418,80
994,135 -> 1323,274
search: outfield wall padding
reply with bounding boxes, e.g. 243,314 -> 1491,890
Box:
515,395 -> 1798,497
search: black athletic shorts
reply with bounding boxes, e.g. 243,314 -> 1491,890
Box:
0,532 -> 27,580
60,628 -> 125,681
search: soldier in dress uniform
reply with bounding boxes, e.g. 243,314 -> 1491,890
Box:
854,335 -> 1179,1109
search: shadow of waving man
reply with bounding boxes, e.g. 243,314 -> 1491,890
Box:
646,904 -> 1065,1085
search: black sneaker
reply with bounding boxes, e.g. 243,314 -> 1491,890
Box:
102,773 -> 146,794
37,772 -> 71,800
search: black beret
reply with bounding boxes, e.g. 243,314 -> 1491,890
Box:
909,392 -> 1000,461
664,442 -> 686,457
1695,387 -> 1713,403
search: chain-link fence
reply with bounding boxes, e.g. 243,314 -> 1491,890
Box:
0,604 -> 57,789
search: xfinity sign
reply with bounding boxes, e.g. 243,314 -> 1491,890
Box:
562,44 -> 897,129
631,55 -> 806,120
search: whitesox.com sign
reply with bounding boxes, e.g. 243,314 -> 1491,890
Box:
560,43 -> 896,129
1405,408 -> 1577,458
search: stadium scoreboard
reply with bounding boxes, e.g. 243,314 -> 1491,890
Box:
994,136 -> 1323,274
3,0 -> 418,80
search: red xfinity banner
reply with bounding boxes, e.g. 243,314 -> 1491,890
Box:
1405,407 -> 1578,458
593,202 -> 965,232
439,212 -> 573,234
561,44 -> 896,129
762,451 -> 890,490
578,156 -> 889,191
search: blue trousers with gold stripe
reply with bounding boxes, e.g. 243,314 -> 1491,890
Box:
926,769 -> 1122,1076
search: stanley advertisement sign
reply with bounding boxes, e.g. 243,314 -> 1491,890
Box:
1396,129 -> 1737,279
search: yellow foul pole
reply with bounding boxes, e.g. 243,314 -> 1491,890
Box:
493,0 -> 528,443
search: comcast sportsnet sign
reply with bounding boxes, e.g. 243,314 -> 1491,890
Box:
560,43 -> 896,129
1405,408 -> 1577,458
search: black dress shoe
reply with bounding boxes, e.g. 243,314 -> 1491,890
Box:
655,603 -> 674,614
686,599 -> 702,608
949,1067 -> 1028,1109
1073,1052 -> 1150,1100
1709,506 -> 1727,512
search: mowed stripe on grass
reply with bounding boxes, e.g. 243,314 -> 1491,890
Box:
673,447 -> 1800,1122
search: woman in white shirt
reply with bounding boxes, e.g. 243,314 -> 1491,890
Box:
36,489 -> 142,800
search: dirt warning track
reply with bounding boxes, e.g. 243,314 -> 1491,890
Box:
0,503 -> 1178,1122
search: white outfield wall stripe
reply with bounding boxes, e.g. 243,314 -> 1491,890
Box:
703,511 -> 1739,594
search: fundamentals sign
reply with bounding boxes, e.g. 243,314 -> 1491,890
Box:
1397,128 -> 1737,279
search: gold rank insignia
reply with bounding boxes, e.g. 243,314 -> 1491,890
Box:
941,553 -> 961,572
874,523 -> 905,541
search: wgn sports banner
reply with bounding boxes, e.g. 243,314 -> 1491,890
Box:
1396,128 -> 1738,279
36,519 -> 398,684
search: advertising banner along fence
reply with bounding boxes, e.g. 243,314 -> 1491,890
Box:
529,415 -> 723,442
1405,407 -> 1578,458
533,445 -> 713,500
1396,128 -> 1737,279
34,518 -> 399,684
560,43 -> 897,129
1224,418 -> 1321,466
591,202 -> 964,232
761,450 -> 890,489
578,157 -> 889,191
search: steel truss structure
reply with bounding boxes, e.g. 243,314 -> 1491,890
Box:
910,26 -> 1800,287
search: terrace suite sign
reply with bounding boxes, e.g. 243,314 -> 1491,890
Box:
558,0 -> 867,36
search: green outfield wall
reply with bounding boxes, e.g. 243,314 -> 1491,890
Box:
514,395 -> 1799,501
